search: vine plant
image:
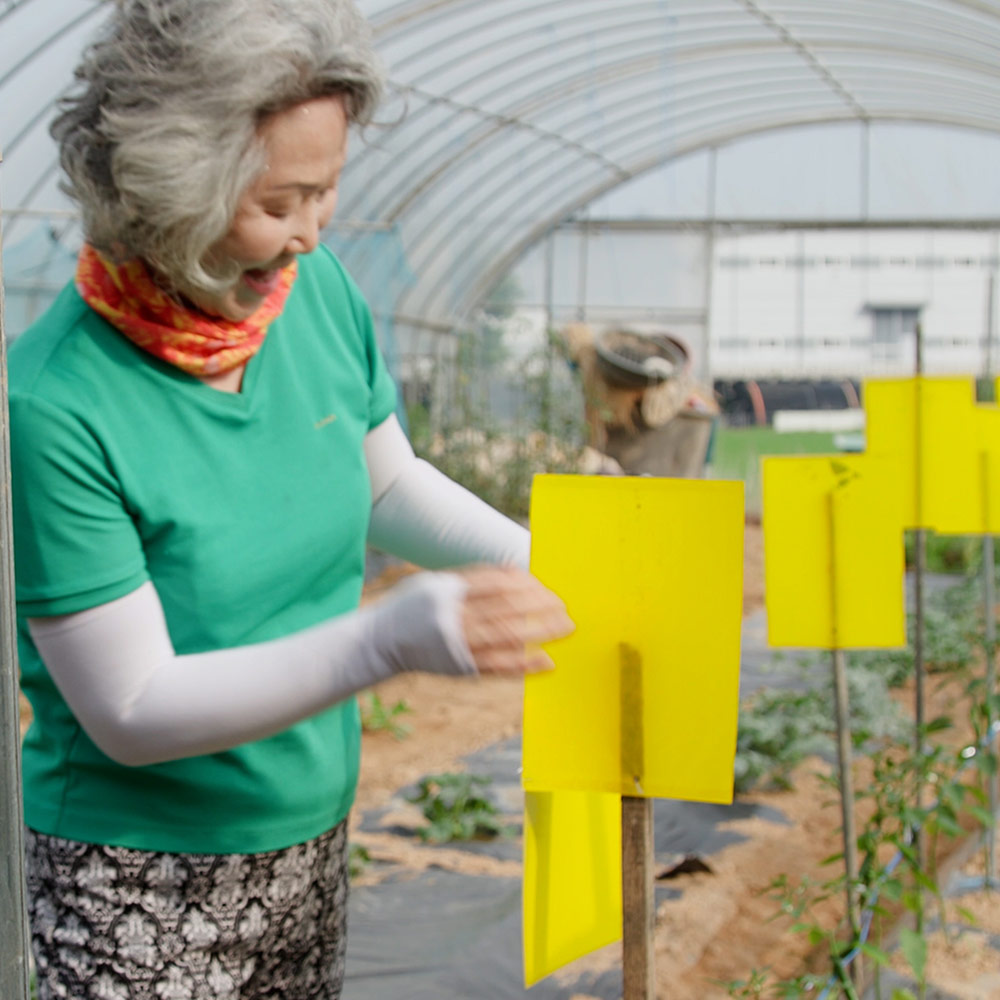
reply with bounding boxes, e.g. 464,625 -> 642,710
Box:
725,581 -> 999,1000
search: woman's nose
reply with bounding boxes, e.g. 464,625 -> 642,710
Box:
286,204 -> 321,255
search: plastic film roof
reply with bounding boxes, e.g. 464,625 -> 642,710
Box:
5,0 -> 1000,332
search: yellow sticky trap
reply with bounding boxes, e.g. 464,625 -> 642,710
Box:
524,474 -> 743,802
864,377 -> 978,532
522,789 -> 621,987
763,455 -> 906,649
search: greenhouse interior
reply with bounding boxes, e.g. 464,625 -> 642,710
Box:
5,1 -> 1000,998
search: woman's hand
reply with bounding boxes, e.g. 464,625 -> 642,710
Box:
457,566 -> 574,676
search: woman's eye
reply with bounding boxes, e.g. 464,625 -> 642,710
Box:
265,208 -> 290,219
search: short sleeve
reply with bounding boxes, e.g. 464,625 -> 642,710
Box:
10,393 -> 149,617
328,251 -> 397,430
363,308 -> 399,431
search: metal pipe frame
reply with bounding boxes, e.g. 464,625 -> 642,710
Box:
345,31 -> 864,218
345,0 -> 1000,214
385,82 -> 854,283
397,106 -> 880,318
348,47 -> 1000,254
0,3 -> 104,92
408,112 -> 1000,326
0,162 -> 31,1000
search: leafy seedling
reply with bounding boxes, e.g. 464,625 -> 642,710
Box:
348,843 -> 371,880
360,692 -> 412,739
407,772 -> 514,843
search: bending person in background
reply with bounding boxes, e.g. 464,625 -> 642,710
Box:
11,2 -> 573,998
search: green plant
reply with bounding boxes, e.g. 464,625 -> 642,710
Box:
406,772 -> 514,843
720,966 -> 826,998
348,842 -> 371,880
847,647 -> 913,689
734,659 -> 908,793
360,692 -> 412,739
409,311 -> 588,523
740,718 -> 992,999
734,687 -> 832,792
916,608 -> 976,673
729,554 -> 997,995
904,530 -> 994,576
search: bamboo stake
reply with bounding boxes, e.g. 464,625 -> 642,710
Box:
0,157 -> 32,1000
620,643 -> 655,1000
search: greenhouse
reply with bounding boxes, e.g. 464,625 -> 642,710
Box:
4,1 -> 1000,998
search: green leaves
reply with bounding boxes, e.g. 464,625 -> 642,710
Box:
407,772 -> 514,844
348,843 -> 371,880
360,691 -> 413,740
898,927 -> 927,983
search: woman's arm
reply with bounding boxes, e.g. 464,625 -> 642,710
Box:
365,414 -> 530,571
29,566 -> 571,767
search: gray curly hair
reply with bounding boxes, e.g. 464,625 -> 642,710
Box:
53,0 -> 384,295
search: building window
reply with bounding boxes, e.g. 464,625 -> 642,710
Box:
868,306 -> 921,344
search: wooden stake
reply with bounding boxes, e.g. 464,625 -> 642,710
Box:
622,796 -> 655,1000
620,643 -> 655,999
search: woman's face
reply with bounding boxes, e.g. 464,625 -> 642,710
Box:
185,94 -> 349,321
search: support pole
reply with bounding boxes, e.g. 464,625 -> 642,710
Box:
832,648 -> 860,937
912,323 -> 927,924
983,530 -> 998,886
913,529 -> 927,754
0,161 -> 32,1000
622,797 -> 655,1000
620,643 -> 655,1000
982,367 -> 999,888
828,491 -> 860,938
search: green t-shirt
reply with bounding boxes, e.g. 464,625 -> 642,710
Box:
11,245 -> 397,854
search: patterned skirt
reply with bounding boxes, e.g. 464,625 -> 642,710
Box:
25,821 -> 349,1000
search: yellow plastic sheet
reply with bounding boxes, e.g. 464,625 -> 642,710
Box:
863,377 -> 978,533
524,474 -> 744,802
522,789 -> 621,987
762,455 -> 906,649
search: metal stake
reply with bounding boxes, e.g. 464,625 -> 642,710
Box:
912,325 -> 927,903
828,489 -> 860,938
0,160 -> 32,1000
832,648 -> 860,936
984,532 -> 998,886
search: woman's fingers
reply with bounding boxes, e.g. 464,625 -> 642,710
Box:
457,565 -> 574,676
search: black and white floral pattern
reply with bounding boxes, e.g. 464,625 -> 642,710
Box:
25,822 -> 348,1000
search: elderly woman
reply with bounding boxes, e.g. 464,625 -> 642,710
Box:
10,1 -> 572,998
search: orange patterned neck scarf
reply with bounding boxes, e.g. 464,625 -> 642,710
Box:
75,244 -> 297,376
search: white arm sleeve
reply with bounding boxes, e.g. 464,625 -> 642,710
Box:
28,573 -> 475,768
365,414 -> 530,571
